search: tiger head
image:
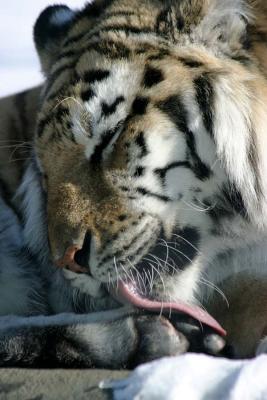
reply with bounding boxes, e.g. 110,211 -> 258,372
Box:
29,0 -> 267,307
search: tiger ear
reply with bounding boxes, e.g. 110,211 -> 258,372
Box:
34,5 -> 76,75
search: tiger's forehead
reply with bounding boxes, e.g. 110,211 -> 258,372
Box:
36,50 -> 209,162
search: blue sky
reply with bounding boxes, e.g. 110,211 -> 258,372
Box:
0,1 -> 85,97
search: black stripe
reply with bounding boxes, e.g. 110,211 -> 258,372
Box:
90,121 -> 123,164
155,8 -> 175,40
37,115 -> 53,137
134,166 -> 145,177
154,161 -> 191,185
136,187 -> 171,202
71,24 -> 154,45
81,88 -> 95,102
177,16 -> 185,31
171,226 -> 200,270
194,74 -> 214,136
44,61 -> 77,97
179,58 -> 203,68
54,105 -> 69,124
143,66 -> 164,88
46,75 -> 80,102
83,69 -> 110,84
87,39 -> 131,59
99,223 -> 150,266
104,10 -> 136,18
186,130 -> 211,180
135,226 -> 200,275
208,184 -> 248,223
101,96 -> 124,117
127,236 -> 157,267
231,55 -> 251,65
135,131 -> 148,157
79,0 -> 115,19
94,24 -> 154,36
49,61 -> 77,84
147,49 -> 170,61
57,49 -> 76,60
63,32 -> 86,47
62,38 -> 131,61
131,96 -> 149,116
157,96 -> 211,181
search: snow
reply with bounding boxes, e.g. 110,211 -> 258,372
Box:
101,353 -> 267,400
0,0 -> 85,97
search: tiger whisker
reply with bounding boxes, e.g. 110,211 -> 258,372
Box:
200,276 -> 229,307
107,271 -> 111,292
120,262 -> 136,286
8,142 -> 33,162
53,96 -> 84,111
172,233 -> 201,254
167,293 -> 173,320
146,257 -> 167,298
157,242 -> 194,267
0,139 -> 32,143
143,268 -> 153,295
0,144 -> 32,149
146,268 -> 154,294
126,258 -> 146,293
159,238 -> 170,272
210,158 -> 220,171
8,157 -> 34,163
149,253 -> 178,274
181,199 -> 216,213
142,256 -> 165,281
113,256 -> 120,291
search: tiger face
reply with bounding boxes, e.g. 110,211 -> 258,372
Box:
32,0 -> 267,307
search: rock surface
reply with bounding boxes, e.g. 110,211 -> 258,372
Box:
0,369 -> 128,400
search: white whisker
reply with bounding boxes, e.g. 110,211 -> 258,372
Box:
149,253 -> 178,274
181,199 -> 216,213
53,96 -> 84,111
200,276 -> 229,307
126,258 -> 146,293
172,233 -> 201,254
113,256 -> 120,290
120,262 -> 135,286
158,242 -> 194,266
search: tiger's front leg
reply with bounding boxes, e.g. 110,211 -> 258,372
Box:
0,312 -> 188,368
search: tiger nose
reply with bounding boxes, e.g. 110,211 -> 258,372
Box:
55,231 -> 92,274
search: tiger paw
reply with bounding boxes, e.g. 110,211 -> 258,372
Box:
171,314 -> 229,356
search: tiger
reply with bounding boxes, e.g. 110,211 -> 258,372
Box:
1,0 -> 267,368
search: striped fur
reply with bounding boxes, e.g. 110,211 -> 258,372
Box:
1,0 -> 267,366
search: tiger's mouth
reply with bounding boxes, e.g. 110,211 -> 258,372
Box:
107,279 -> 226,336
106,230 -> 226,337
57,230 -> 225,336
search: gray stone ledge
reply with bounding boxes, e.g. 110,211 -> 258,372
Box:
0,369 -> 128,400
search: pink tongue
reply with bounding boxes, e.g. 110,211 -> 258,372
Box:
116,281 -> 226,336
